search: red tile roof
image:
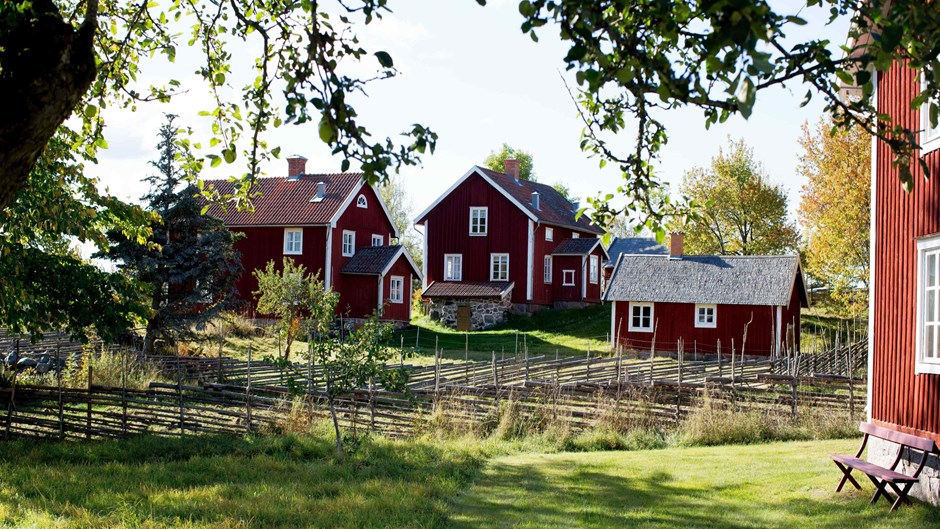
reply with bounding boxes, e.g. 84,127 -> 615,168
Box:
203,173 -> 364,226
475,167 -> 604,234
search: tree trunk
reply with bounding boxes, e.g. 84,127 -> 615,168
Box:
0,1 -> 99,211
325,376 -> 344,458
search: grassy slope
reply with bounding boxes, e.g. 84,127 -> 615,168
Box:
451,439 -> 940,529
392,303 -> 612,362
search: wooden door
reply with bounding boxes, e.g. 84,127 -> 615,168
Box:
456,304 -> 471,331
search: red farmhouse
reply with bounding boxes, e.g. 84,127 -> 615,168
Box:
864,55 -> 940,502
205,156 -> 420,322
415,161 -> 606,330
605,233 -> 808,357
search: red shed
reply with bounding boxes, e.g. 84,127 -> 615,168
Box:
864,56 -> 940,502
605,234 -> 808,357
414,161 -> 605,329
204,156 -> 420,322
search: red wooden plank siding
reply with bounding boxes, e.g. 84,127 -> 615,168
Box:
331,184 -> 397,289
381,259 -> 414,322
872,62 -> 940,440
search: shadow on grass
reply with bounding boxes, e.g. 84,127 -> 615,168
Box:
0,432 -> 487,528
450,445 -> 940,529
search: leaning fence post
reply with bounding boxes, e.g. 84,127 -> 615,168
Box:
585,346 -> 591,382
492,351 -> 498,386
246,345 -> 253,433
86,365 -> 93,440
122,350 -> 128,437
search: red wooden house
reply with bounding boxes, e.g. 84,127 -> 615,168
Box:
605,233 -> 808,357
415,160 -> 606,330
204,156 -> 420,322
863,55 -> 940,502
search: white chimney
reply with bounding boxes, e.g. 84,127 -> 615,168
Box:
531,191 -> 540,210
310,181 -> 327,203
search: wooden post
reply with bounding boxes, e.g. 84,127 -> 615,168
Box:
122,349 -> 128,437
676,338 -> 683,425
307,333 -> 314,394
730,339 -> 736,388
524,344 -> 530,383
5,368 -> 17,440
178,363 -> 185,437
218,323 -> 225,383
514,332 -> 519,357
246,345 -> 253,432
56,342 -> 64,439
400,335 -> 405,367
648,320 -> 658,386
465,333 -> 469,385
492,351 -> 498,386
415,325 -> 420,351
717,339 -> 723,380
86,365 -> 93,440
585,346 -> 591,382
556,348 -> 561,384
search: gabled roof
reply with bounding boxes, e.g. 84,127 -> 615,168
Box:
423,281 -> 514,299
203,173 -> 399,236
551,238 -> 610,258
606,237 -> 668,266
415,166 -> 604,234
340,245 -> 421,278
604,254 -> 808,307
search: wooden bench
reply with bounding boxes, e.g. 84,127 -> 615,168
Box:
830,422 -> 938,511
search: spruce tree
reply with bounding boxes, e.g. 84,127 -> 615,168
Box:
106,116 -> 243,354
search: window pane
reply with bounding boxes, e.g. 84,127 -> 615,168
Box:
929,253 -> 937,287
929,290 -> 936,322
927,325 -> 936,359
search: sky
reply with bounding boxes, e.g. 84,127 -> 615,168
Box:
89,1 -> 851,241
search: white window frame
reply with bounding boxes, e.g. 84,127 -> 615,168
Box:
490,253 -> 509,281
356,194 -> 368,208
916,235 -> 940,374
342,230 -> 355,257
695,304 -> 717,329
921,72 -> 940,155
389,276 -> 404,304
469,207 -> 488,236
589,255 -> 599,284
628,302 -> 654,333
562,269 -> 575,286
545,227 -> 554,241
283,228 -> 303,255
372,234 -> 383,247
572,232 -> 580,239
444,254 -> 463,281
544,255 -> 553,283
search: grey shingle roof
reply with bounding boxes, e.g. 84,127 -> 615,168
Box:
552,238 -> 605,256
604,255 -> 806,306
607,237 -> 668,263
423,281 -> 514,299
341,245 -> 404,275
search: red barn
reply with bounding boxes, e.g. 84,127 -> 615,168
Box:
605,233 -> 808,357
865,58 -> 940,502
205,156 -> 420,322
414,161 -> 605,330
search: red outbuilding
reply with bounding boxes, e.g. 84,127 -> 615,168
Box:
605,233 -> 808,357
414,161 -> 606,330
863,53 -> 940,502
204,156 -> 420,322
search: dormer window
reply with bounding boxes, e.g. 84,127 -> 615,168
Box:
572,232 -> 580,239
470,207 -> 488,236
372,234 -> 383,247
357,194 -> 368,208
545,227 -> 553,241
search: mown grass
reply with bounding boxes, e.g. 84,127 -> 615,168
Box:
450,438 -> 940,529
391,303 -> 612,361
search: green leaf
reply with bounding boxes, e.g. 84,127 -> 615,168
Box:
84,105 -> 98,118
375,51 -> 394,68
318,116 -> 336,144
222,148 -> 236,164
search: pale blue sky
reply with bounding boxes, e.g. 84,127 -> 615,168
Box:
90,1 -> 850,232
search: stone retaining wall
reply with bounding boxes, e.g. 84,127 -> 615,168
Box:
428,295 -> 512,331
868,436 -> 940,505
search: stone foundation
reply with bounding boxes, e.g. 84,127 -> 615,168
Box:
428,295 -> 512,331
868,436 -> 940,505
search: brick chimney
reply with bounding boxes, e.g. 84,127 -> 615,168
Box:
503,159 -> 521,180
669,232 -> 685,259
287,155 -> 307,178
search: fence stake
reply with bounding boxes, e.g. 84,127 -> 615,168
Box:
717,339 -> 722,380
178,363 -> 185,437
122,350 -> 128,437
731,339 -> 736,389
218,323 -> 225,383
246,345 -> 253,433
415,326 -> 420,352
307,332 -> 314,394
5,368 -> 17,440
86,365 -> 93,440
465,333 -> 469,385
648,320 -> 658,386
585,346 -> 591,382
492,351 -> 498,386
56,341 -> 64,440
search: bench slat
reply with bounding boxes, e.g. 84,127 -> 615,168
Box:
829,454 -> 919,483
860,422 -> 937,452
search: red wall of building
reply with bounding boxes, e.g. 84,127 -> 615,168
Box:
330,184 -> 397,290
613,300 -> 791,357
337,274 -> 380,320
420,173 -> 533,303
531,224 -> 599,305
380,258 -> 415,322
231,225 -> 328,313
871,62 -> 940,441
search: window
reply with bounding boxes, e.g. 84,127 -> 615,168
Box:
921,72 -> 940,154
469,207 -> 488,236
444,254 -> 462,281
372,234 -> 383,247
695,304 -> 717,328
572,232 -> 580,239
544,255 -> 553,283
545,227 -> 553,241
356,194 -> 368,208
389,276 -> 404,304
562,270 -> 575,286
589,255 -> 599,284
917,235 -> 940,373
490,253 -> 509,281
284,228 -> 303,255
342,230 -> 355,257
628,302 -> 654,333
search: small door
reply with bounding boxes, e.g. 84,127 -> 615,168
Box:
456,304 -> 472,331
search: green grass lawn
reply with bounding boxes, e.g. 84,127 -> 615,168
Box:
450,438 -> 940,529
391,303 -> 612,361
